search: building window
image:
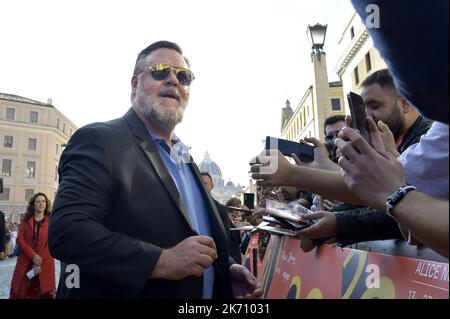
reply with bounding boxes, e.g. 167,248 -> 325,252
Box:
56,144 -> 59,155
365,52 -> 372,72
30,111 -> 38,123
63,123 -> 66,134
28,138 -> 37,150
331,98 -> 342,111
57,118 -> 60,129
307,105 -> 310,117
350,26 -> 355,39
4,135 -> 13,148
2,159 -> 12,177
354,66 -> 360,85
6,107 -> 15,120
26,161 -> 36,179
0,188 -> 10,201
25,189 -> 34,201
55,165 -> 58,181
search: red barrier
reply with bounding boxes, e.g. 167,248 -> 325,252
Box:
257,236 -> 449,299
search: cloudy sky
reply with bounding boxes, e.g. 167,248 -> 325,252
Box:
0,0 -> 355,187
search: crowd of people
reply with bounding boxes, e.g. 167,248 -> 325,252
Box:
0,0 -> 447,299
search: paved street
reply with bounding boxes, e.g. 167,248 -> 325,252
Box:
0,257 -> 60,299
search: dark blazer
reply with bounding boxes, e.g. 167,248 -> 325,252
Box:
49,108 -> 233,299
212,199 -> 230,238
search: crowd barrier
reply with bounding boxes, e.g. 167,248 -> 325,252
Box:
242,234 -> 449,299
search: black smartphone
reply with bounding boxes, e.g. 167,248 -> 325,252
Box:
265,136 -> 314,162
243,193 -> 255,209
347,92 -> 372,145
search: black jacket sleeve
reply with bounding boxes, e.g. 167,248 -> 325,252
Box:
335,207 -> 404,247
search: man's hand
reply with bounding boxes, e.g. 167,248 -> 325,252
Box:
0,252 -> 6,260
323,198 -> 337,211
335,125 -> 406,212
150,236 -> 218,281
294,212 -> 338,239
32,255 -> 42,265
229,264 -> 263,299
377,121 -> 400,157
249,150 -> 296,187
293,137 -> 340,171
294,211 -> 338,252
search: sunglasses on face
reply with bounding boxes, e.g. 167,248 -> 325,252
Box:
139,63 -> 195,86
324,131 -> 340,144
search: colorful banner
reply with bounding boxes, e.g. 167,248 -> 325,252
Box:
257,236 -> 449,299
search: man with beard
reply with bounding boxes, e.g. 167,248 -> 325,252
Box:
49,41 -> 262,299
361,69 -> 432,156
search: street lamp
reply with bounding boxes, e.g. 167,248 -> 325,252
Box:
307,23 -> 328,58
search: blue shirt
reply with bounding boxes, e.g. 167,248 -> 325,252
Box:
146,129 -> 214,299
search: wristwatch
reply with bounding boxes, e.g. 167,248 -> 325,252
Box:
386,185 -> 417,218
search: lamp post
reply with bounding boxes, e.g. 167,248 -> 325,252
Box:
307,23 -> 328,60
307,23 -> 331,142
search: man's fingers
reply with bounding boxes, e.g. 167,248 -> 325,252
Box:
339,128 -> 377,157
345,114 -> 352,128
197,245 -> 218,260
303,137 -> 322,149
367,117 -> 385,152
378,120 -> 392,135
194,254 -> 215,269
337,156 -> 354,172
334,138 -> 360,162
291,153 -> 303,166
296,222 -> 324,239
300,212 -> 324,220
377,149 -> 397,161
195,236 -> 217,252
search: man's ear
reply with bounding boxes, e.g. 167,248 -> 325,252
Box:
131,76 -> 138,98
398,96 -> 411,113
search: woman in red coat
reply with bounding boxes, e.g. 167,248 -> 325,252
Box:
10,192 -> 56,299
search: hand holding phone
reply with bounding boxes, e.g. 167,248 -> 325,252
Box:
347,92 -> 372,145
265,136 -> 314,162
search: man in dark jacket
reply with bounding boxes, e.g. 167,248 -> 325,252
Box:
49,41 -> 262,299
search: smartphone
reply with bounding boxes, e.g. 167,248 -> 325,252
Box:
347,92 -> 372,145
243,193 -> 255,209
265,136 -> 314,162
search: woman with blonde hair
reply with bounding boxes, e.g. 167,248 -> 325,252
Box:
10,193 -> 55,299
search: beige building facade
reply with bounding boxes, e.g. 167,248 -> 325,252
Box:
334,12 -> 388,105
281,53 -> 346,143
0,93 -> 77,222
